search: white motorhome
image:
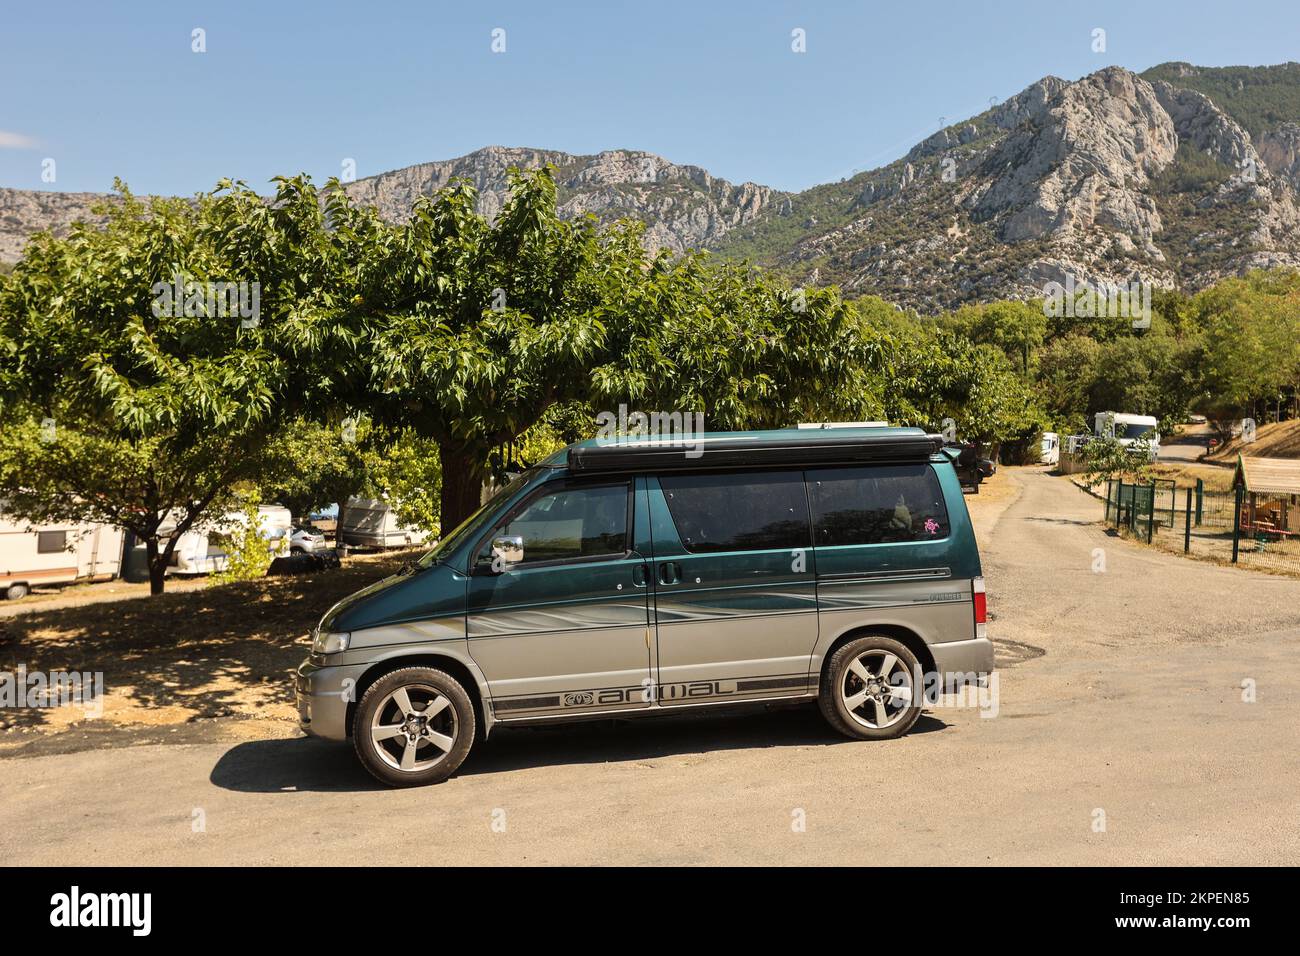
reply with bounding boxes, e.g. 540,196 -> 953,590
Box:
339,498 -> 429,550
1095,412 -> 1160,461
162,504 -> 293,576
1040,431 -> 1060,465
0,515 -> 125,600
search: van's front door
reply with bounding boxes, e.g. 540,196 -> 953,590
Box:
647,470 -> 819,705
466,479 -> 653,719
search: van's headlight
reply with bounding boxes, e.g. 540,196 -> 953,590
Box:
311,630 -> 351,656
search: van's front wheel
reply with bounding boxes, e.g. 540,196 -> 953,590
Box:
819,636 -> 923,740
353,667 -> 475,787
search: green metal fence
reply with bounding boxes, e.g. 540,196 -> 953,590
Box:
1106,476 -> 1300,575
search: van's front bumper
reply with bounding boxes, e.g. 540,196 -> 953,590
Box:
929,637 -> 995,690
295,659 -> 366,741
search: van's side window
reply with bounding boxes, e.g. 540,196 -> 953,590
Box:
809,465 -> 950,546
658,471 -> 810,553
490,483 -> 629,564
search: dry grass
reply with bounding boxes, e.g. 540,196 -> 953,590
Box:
1206,419 -> 1300,463
0,551 -> 413,754
1148,461 -> 1235,491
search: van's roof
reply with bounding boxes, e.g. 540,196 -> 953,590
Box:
549,427 -> 943,474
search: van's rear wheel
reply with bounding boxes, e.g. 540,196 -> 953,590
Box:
819,636 -> 923,740
353,667 -> 475,787
4,583 -> 29,601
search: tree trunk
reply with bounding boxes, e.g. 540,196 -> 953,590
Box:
145,537 -> 167,596
439,441 -> 488,533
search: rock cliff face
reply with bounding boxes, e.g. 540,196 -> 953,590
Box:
718,65 -> 1300,309
339,146 -> 783,253
6,62 -> 1300,310
1258,122 -> 1300,191
0,188 -> 111,262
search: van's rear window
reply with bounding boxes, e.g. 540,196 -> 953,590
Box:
808,465 -> 949,546
658,471 -> 810,554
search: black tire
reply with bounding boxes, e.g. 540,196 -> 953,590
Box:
353,666 -> 475,787
4,582 -> 30,601
819,635 -> 924,741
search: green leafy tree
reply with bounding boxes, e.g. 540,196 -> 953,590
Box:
347,169 -> 608,529
588,255 -> 883,430
1192,271 -> 1300,420
942,299 -> 1047,375
350,169 -> 886,529
1080,434 -> 1154,489
257,418 -> 381,522
0,177 -> 370,593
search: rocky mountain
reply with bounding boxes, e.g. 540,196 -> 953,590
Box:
0,146 -> 783,265
341,146 -> 783,254
0,188 -> 111,262
5,62 -> 1300,310
714,64 -> 1300,310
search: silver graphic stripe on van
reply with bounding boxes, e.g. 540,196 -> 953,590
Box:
817,577 -> 970,611
468,599 -> 649,638
492,674 -> 811,713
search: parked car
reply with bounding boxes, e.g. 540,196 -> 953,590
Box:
297,427 -> 994,787
0,512 -> 125,600
945,441 -> 997,492
290,527 -> 328,554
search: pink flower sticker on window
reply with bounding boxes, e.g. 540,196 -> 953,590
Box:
924,518 -> 940,535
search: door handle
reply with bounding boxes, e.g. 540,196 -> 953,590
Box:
632,564 -> 648,587
657,561 -> 682,585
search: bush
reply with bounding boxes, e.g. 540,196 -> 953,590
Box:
208,493 -> 278,586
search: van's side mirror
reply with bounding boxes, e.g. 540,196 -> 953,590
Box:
490,534 -> 524,571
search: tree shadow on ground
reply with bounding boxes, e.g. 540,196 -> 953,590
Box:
0,554 -> 408,730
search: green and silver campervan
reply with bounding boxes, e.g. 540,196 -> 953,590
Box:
296,427 -> 993,787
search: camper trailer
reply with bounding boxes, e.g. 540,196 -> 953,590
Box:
0,515 -> 125,600
162,504 -> 293,576
338,498 -> 429,550
1094,412 -> 1160,461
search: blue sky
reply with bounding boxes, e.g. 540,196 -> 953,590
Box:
2,0 -> 1297,196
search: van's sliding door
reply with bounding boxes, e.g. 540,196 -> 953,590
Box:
646,470 -> 818,705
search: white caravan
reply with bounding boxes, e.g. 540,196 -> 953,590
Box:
0,514 -> 125,600
338,498 -> 429,549
162,504 -> 293,576
1094,412 -> 1160,461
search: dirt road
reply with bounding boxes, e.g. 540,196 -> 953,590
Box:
4,470 -> 1298,865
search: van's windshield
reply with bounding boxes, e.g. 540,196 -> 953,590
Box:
415,468 -> 540,569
